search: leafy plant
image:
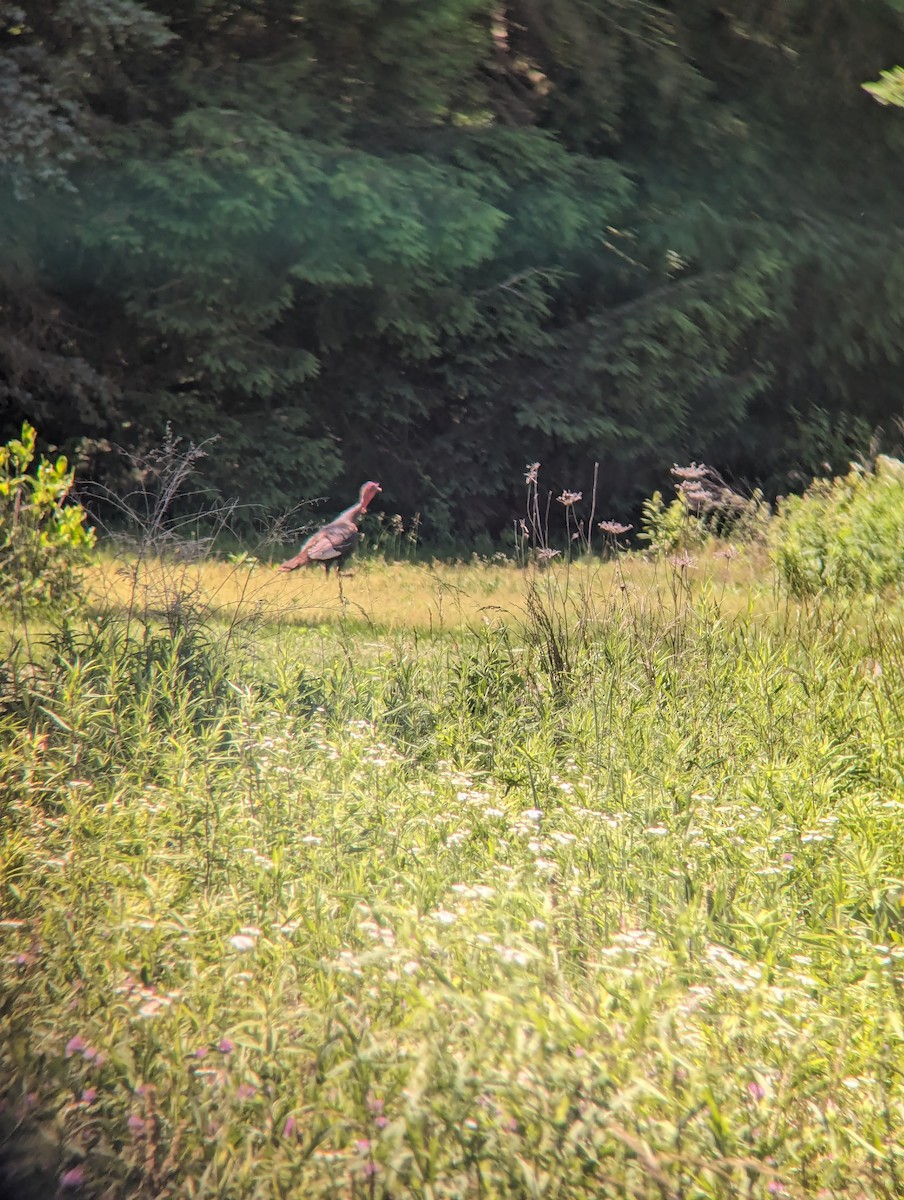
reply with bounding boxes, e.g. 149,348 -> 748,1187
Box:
774,454 -> 904,595
0,421 -> 95,611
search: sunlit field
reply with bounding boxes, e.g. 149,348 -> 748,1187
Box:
3,548 -> 904,1198
84,547 -> 777,632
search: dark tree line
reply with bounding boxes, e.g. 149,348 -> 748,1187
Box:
2,1 -> 904,544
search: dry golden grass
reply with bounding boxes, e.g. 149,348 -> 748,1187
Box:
84,544 -> 781,634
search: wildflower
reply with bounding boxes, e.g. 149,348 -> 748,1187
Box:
671,463 -> 708,481
679,483 -> 710,505
355,1139 -> 372,1154
283,1115 -> 298,1138
433,909 -> 457,925
236,1083 -> 256,1101
521,808 -> 543,822
127,1114 -> 145,1135
535,547 -> 560,562
60,1166 -> 85,1190
524,462 -> 540,485
229,934 -> 257,952
218,1038 -> 235,1054
598,520 -> 632,536
557,490 -> 582,507
80,1088 -> 97,1105
194,1046 -> 209,1059
668,552 -> 696,569
747,1081 -> 765,1102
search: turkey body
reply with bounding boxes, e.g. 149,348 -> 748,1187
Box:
278,481 -> 382,574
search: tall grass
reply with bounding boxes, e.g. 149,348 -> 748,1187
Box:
2,546 -> 904,1197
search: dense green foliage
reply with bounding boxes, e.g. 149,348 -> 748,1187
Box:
3,2 -> 904,539
774,454 -> 904,595
3,561 -> 904,1196
0,421 -> 95,610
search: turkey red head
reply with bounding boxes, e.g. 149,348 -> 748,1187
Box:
359,481 -> 382,513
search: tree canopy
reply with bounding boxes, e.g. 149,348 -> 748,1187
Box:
3,0 -> 904,542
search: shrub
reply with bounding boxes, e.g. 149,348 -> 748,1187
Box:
773,455 -> 904,595
0,422 -> 96,611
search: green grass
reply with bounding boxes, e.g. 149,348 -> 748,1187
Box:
2,552 -> 904,1198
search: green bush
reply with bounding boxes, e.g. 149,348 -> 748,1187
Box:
0,422 -> 96,611
774,455 -> 904,595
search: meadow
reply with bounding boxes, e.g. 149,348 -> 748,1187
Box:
2,545 -> 904,1198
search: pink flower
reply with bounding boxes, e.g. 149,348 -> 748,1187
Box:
355,1139 -> 372,1154
60,1166 -> 85,1190
748,1081 -> 766,1102
194,1046 -> 209,1059
283,1114 -> 297,1138
374,1116 -> 388,1129
65,1036 -> 86,1057
80,1088 -> 97,1105
82,1046 -> 98,1061
218,1038 -> 234,1054
236,1083 -> 256,1101
127,1115 -> 145,1135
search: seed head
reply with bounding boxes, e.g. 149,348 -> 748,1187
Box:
671,463 -> 708,481
598,520 -> 632,536
557,490 -> 582,507
668,552 -> 696,569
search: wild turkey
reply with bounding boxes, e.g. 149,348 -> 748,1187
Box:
278,481 -> 382,574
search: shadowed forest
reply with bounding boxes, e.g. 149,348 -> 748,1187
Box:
3,1 -> 904,543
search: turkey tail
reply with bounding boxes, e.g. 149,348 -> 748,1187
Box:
278,549 -> 310,571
